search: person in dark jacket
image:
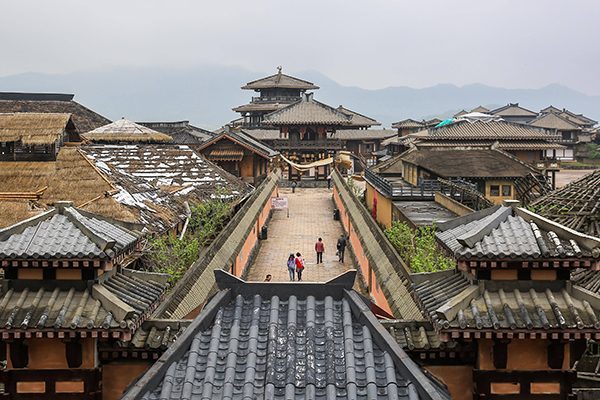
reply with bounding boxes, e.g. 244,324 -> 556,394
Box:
315,238 -> 324,264
337,234 -> 347,263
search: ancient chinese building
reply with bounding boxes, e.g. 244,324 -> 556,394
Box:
0,202 -> 169,399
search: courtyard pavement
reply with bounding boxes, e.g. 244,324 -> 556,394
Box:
245,187 -> 360,289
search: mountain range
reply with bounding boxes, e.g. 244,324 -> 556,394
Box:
1,66 -> 599,130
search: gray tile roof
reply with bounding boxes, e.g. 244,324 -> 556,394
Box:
241,128 -> 281,140
414,272 -> 600,333
337,106 -> 381,127
83,118 -> 173,142
241,71 -> 319,90
415,139 -> 565,150
435,205 -> 599,260
123,271 -> 451,400
263,94 -> 352,126
0,269 -> 168,337
528,112 -> 583,131
400,147 -> 539,179
337,129 -> 396,140
423,120 -> 560,140
201,129 -> 279,159
392,119 -> 425,129
0,204 -> 141,260
138,121 -> 215,145
490,103 -> 538,117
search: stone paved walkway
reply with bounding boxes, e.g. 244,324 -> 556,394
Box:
245,187 -> 358,287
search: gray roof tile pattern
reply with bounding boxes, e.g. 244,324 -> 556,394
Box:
146,295 -> 418,400
415,139 -> 565,150
241,128 -> 280,140
126,272 -> 451,400
435,206 -> 594,260
138,121 -> 215,145
400,148 -> 539,179
241,72 -> 319,90
263,94 -> 353,126
392,119 -> 426,129
127,321 -> 190,350
528,112 -> 583,131
337,129 -> 396,140
337,106 -> 380,127
413,272 -> 471,327
0,206 -> 140,260
0,270 -> 167,332
490,103 -> 538,117
423,120 -> 560,140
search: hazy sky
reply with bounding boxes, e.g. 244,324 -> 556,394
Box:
2,1 -> 600,95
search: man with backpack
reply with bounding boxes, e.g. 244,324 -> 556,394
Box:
337,234 -> 347,263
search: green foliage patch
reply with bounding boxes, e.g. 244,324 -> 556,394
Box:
384,221 -> 455,273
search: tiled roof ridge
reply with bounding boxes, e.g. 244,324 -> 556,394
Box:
122,272 -> 451,400
490,102 -> 538,116
424,119 -> 556,139
241,71 -> 319,90
0,92 -> 75,102
528,111 -> 583,130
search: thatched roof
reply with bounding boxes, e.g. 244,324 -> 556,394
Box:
83,118 -> 173,143
0,93 -> 111,133
0,147 -> 186,233
0,113 -> 77,145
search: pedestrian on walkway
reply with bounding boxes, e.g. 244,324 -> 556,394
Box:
327,173 -> 332,189
291,180 -> 297,193
287,253 -> 296,281
315,238 -> 324,264
264,274 -> 272,282
295,252 -> 305,281
337,234 -> 347,263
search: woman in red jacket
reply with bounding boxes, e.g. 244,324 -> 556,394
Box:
295,252 -> 305,281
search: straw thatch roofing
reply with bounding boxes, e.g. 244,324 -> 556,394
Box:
0,147 -> 187,233
83,118 -> 173,143
0,113 -> 78,145
0,92 -> 111,133
79,145 -> 252,201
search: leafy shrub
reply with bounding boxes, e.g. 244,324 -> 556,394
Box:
143,188 -> 234,287
384,221 -> 455,273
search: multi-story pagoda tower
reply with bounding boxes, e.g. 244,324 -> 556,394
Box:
232,66 -> 319,128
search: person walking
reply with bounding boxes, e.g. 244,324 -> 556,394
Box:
287,253 -> 296,281
291,180 -> 297,193
327,173 -> 332,189
337,234 -> 347,263
295,252 -> 305,281
315,238 -> 324,264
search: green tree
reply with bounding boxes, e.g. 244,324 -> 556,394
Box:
384,221 -> 455,273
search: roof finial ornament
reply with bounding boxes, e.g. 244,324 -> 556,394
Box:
277,65 -> 282,74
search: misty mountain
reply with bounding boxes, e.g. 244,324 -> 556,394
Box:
1,66 -> 599,130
